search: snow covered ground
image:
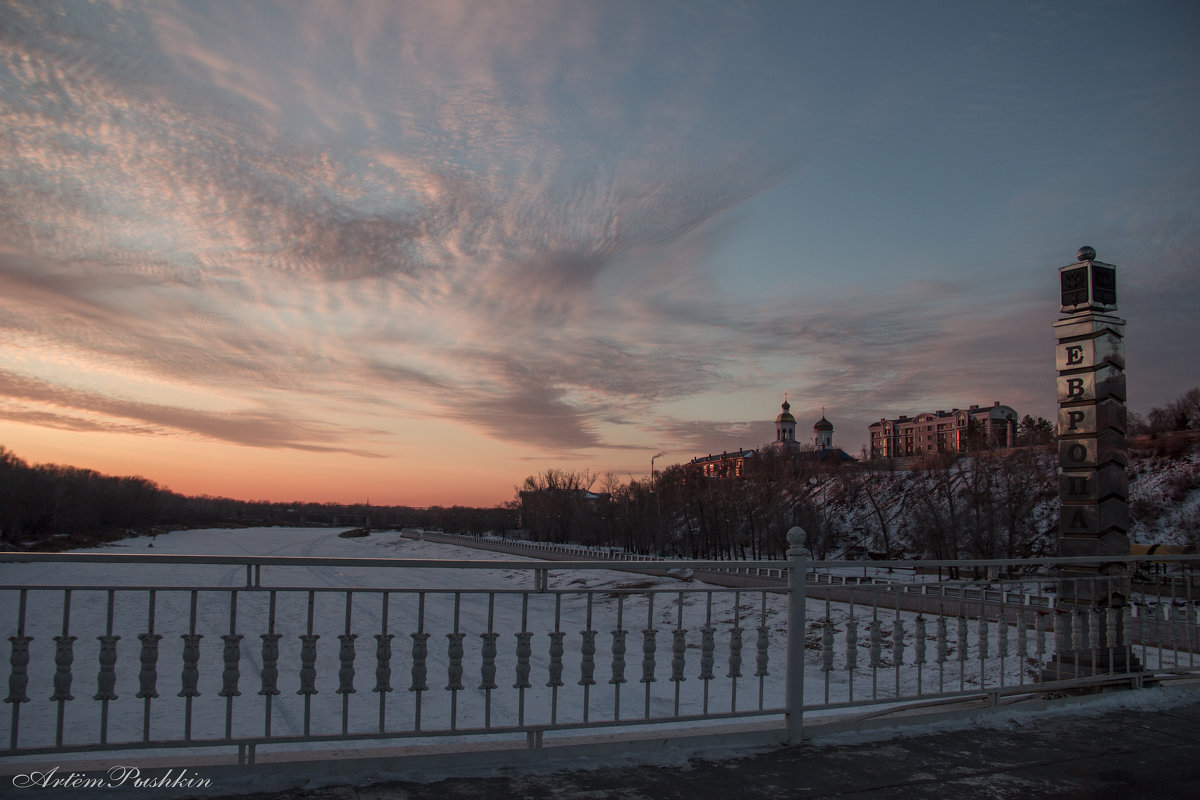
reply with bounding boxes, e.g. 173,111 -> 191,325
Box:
1127,440 -> 1200,543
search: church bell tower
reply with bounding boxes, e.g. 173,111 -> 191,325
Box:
775,400 -> 797,444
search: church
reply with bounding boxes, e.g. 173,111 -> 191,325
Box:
767,400 -> 857,464
690,400 -> 857,478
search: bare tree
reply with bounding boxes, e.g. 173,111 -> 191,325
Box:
1146,386 -> 1200,433
907,457 -> 965,567
516,468 -> 600,543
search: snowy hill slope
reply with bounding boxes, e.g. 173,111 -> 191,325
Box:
796,436 -> 1200,559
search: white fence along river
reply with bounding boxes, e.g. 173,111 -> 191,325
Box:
2,527 -> 1198,772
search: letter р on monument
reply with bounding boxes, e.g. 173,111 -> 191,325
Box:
1047,246 -> 1136,678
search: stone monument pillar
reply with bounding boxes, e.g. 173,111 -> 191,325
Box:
1047,245 -> 1136,678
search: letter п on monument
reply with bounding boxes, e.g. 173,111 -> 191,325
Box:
1059,463 -> 1128,504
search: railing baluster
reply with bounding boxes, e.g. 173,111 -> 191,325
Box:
515,592 -> 532,727
1106,591 -> 1118,676
977,611 -> 989,690
579,593 -> 595,725
179,590 -> 201,742
545,620 -> 563,725
819,610 -> 834,706
698,595 -> 714,717
844,604 -> 857,704
670,612 -> 687,718
446,592 -> 464,732
446,633 -> 464,725
868,615 -> 881,700
1134,601 -> 1147,670
1172,601 -> 1186,667
997,607 -> 1009,687
913,613 -> 926,697
753,599 -> 772,700
609,594 -> 627,721
481,593 -> 498,729
220,590 -> 243,742
1168,580 -> 1181,660
1036,609 -> 1048,677
338,591 -> 356,736
260,591 -> 280,739
137,590 -> 160,743
410,592 -> 428,732
94,589 -> 119,745
1073,607 -> 1087,677
1015,609 -> 1026,686
728,590 -> 742,713
52,589 -> 74,749
1089,604 -> 1101,675
1189,579 -> 1198,671
956,610 -> 968,693
6,588 -> 30,751
1053,607 -> 1068,680
935,608 -> 947,696
548,591 -> 562,726
640,592 -> 656,719
374,591 -> 393,734
298,591 -> 319,737
1155,601 -> 1166,669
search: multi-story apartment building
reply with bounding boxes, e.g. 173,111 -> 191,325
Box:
690,448 -> 757,478
867,401 -> 1018,459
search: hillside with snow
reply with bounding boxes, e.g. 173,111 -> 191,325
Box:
1125,437 -> 1200,543
795,434 -> 1200,559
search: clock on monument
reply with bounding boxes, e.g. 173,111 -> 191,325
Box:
1059,245 -> 1117,315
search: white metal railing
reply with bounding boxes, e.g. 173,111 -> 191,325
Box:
2,551 -> 789,764
415,531 -> 789,579
2,531 -> 1198,769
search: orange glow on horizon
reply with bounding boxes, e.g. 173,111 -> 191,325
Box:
0,423 -> 526,508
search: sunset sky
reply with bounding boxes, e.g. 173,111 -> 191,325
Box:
1,1 -> 1197,508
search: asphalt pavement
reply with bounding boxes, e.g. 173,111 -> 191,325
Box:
220,684 -> 1200,800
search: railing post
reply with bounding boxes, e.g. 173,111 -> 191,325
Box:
786,526 -> 809,744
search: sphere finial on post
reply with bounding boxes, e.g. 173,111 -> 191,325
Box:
786,526 -> 810,558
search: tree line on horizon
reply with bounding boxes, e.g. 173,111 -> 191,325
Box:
0,445 -> 515,549
1129,387 -> 1200,436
